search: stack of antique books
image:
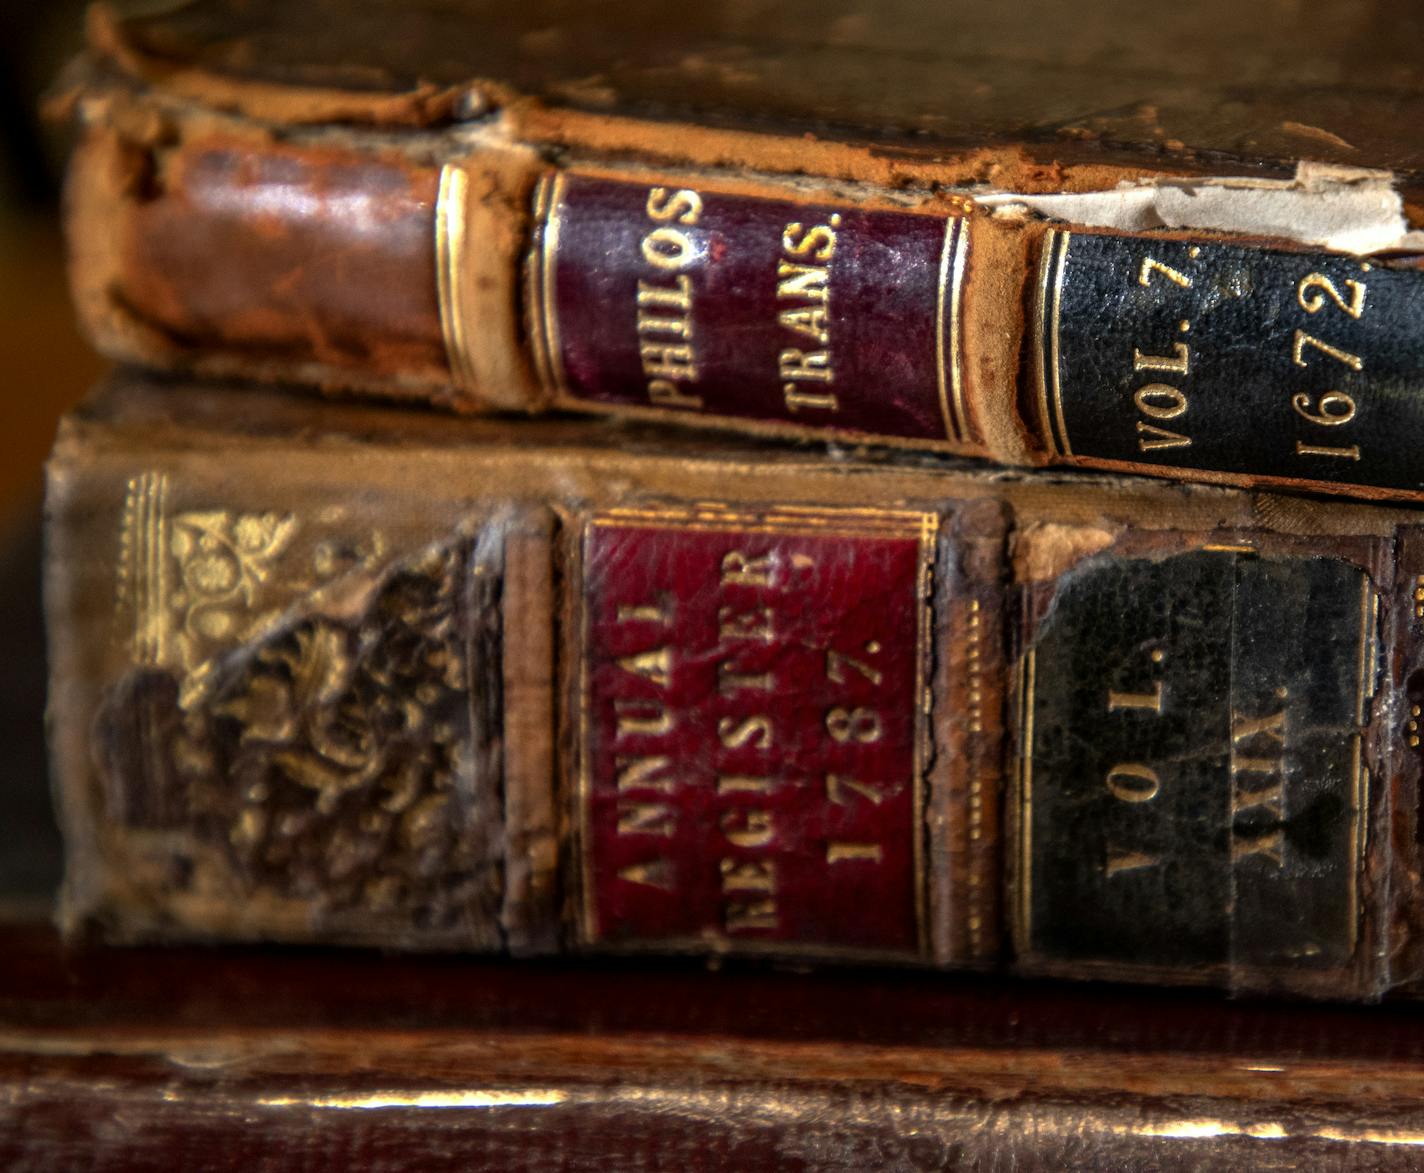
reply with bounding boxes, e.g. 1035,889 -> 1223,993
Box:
33,0 -> 1424,1164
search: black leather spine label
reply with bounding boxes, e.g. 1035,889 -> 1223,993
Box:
1016,548 -> 1376,988
1039,229 -> 1424,491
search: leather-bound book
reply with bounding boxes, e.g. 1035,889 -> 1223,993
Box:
12,923 -> 1424,1169
59,0 -> 1424,500
44,372 -> 1424,999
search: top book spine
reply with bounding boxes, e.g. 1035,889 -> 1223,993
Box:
64,10 -> 1424,500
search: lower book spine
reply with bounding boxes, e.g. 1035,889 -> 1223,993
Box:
46,387 -> 1424,999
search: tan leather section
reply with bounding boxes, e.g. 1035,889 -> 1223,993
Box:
441,142 -> 547,412
106,128 -> 455,401
94,0 -> 1424,186
64,128 -> 182,370
958,214 -> 1038,467
501,515 -> 560,953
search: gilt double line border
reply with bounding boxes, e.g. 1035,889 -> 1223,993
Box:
119,470 -> 170,666
438,164 -> 572,397
575,504 -> 939,959
935,216 -> 970,446
435,164 -> 481,393
526,172 -> 569,398
1033,228 -> 1073,458
1013,645 -> 1037,957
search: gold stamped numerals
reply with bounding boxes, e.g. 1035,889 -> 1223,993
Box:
1138,256 -> 1193,290
1102,647 -> 1166,879
1125,250 -> 1201,453
1298,272 -> 1366,319
1290,270 -> 1368,463
822,639 -> 888,865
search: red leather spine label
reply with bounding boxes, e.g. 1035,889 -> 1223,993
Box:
578,507 -> 936,959
530,174 -> 966,444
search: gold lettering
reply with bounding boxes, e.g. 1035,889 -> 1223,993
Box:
618,646 -> 671,687
1138,256 -> 1193,288
1292,329 -> 1363,371
826,706 -> 882,743
1136,421 -> 1192,451
1297,272 -> 1365,319
617,594 -> 673,625
721,550 -> 773,587
636,313 -> 692,338
720,808 -> 774,848
616,755 -> 675,794
1291,391 -> 1356,427
775,261 -> 830,302
1231,781 -> 1285,818
615,699 -> 674,738
777,305 -> 831,344
1134,383 -> 1188,420
636,269 -> 700,409
648,378 -> 703,410
617,802 -> 676,837
618,859 -> 675,890
641,226 -> 696,271
782,221 -> 838,262
1133,344 -> 1190,375
1106,848 -> 1160,877
725,897 -> 777,932
640,341 -> 697,381
1108,682 -> 1163,712
779,348 -> 833,382
1106,762 -> 1161,803
720,857 -> 777,892
717,714 -> 773,749
1232,828 -> 1285,867
825,774 -> 886,805
719,605 -> 774,643
1229,704 -> 1287,862
636,275 -> 693,310
717,775 -> 774,794
1232,708 -> 1285,745
1296,440 -> 1360,461
783,385 -> 839,412
826,647 -> 883,686
826,842 -> 883,864
646,187 -> 703,225
719,663 -> 774,695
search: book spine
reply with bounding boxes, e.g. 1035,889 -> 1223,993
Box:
47,396 -> 1422,998
70,115 -> 1424,499
518,170 -> 981,449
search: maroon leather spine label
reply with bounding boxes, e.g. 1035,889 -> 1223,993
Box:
529,174 -> 966,444
577,505 -> 937,959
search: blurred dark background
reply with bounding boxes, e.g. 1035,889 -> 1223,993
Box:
0,1 -> 107,916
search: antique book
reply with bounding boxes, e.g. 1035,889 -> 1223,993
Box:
60,0 -> 1424,501
45,372 -> 1424,999
12,923 -> 1424,1170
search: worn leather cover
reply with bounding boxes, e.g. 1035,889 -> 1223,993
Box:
89,0 -> 1424,173
61,0 -> 1424,500
44,372 -> 1424,998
